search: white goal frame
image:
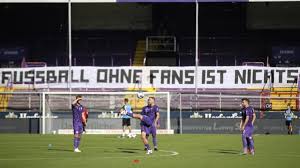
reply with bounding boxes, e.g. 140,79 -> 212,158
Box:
42,91 -> 171,134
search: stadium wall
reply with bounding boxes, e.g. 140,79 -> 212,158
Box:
0,119 -> 39,133
1,118 -> 299,134
1,111 -> 299,134
171,119 -> 300,134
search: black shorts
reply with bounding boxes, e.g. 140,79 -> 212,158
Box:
286,120 -> 292,126
122,118 -> 131,126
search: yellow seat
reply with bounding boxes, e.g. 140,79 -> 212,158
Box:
269,91 -> 298,111
0,87 -> 14,112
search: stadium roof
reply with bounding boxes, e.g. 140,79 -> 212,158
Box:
0,0 -> 300,3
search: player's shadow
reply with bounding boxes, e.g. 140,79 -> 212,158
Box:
117,147 -> 142,154
48,148 -> 74,152
117,147 -> 143,151
208,149 -> 240,155
119,150 -> 137,154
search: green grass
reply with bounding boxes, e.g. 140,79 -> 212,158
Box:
0,134 -> 299,168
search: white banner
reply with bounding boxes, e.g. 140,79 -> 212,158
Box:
0,66 -> 299,89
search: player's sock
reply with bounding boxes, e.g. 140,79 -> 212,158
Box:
77,138 -> 81,148
246,138 -> 251,154
152,136 -> 158,150
73,138 -> 77,149
242,134 -> 248,153
145,144 -> 150,150
75,138 -> 79,149
74,137 -> 81,149
248,137 -> 254,154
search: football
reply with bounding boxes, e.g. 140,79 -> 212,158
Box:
137,92 -> 144,99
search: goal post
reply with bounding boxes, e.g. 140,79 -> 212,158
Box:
41,91 -> 172,135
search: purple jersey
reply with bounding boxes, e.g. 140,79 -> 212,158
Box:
141,124 -> 157,135
141,105 -> 159,126
72,104 -> 83,127
242,106 -> 254,127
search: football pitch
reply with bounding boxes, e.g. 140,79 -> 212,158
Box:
0,134 -> 299,168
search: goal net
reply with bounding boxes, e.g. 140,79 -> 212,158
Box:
42,92 -> 172,134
